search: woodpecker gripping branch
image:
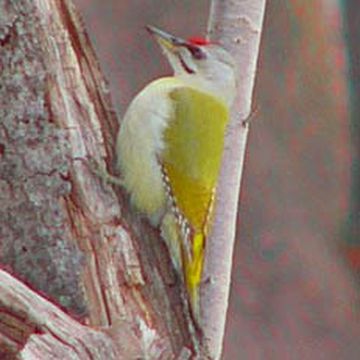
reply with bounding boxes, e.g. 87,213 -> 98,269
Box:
115,26 -> 236,325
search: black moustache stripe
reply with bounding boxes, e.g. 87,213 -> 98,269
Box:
178,54 -> 195,74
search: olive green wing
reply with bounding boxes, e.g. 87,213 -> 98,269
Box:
161,86 -> 229,237
160,86 -> 230,321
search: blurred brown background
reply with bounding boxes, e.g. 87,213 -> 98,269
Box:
74,0 -> 360,358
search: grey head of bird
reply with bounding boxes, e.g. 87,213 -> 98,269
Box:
146,25 -> 237,107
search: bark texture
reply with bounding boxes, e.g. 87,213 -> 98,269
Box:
0,0 -> 196,358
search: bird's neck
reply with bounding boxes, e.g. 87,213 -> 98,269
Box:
176,73 -> 236,108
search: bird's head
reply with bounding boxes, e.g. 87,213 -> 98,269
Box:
146,25 -> 237,106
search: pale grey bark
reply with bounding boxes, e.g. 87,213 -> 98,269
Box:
201,1 -> 267,358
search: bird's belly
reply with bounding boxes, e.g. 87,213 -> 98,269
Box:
117,121 -> 167,224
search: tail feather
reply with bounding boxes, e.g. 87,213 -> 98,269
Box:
161,213 -> 205,325
160,213 -> 183,273
184,232 -> 204,325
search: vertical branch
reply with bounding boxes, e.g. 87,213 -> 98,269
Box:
202,1 -> 266,358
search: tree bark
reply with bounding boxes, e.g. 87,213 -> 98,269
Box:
0,0 -> 192,358
0,269 -> 121,359
201,1 -> 266,358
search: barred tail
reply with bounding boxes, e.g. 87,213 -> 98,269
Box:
160,213 -> 183,273
161,213 -> 205,325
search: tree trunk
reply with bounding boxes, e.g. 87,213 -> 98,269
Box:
0,0 -> 190,358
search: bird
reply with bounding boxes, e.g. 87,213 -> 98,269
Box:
115,25 -> 236,325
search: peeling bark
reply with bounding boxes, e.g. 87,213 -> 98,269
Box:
0,0 -> 194,358
0,270 -> 123,359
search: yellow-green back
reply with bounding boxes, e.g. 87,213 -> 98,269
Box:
162,86 -> 229,319
163,86 -> 229,234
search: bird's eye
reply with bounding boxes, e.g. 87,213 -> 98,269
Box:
187,45 -> 206,60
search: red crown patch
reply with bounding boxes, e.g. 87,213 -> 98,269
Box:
187,37 -> 210,46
